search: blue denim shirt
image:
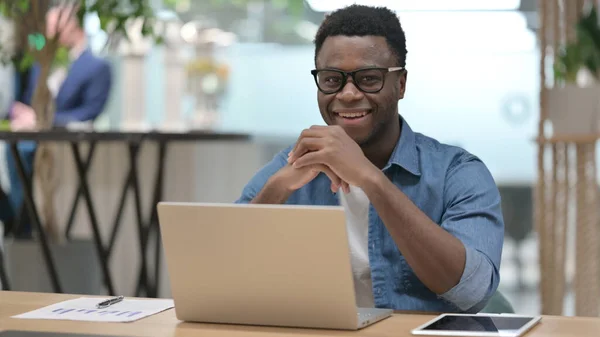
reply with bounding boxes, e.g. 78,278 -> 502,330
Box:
236,117 -> 504,313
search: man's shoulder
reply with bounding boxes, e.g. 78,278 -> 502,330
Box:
79,50 -> 111,72
410,132 -> 500,213
412,131 -> 484,172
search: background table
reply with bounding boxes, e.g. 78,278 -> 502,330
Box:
0,129 -> 250,297
1,291 -> 600,337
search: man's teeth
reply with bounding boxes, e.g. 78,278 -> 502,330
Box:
337,111 -> 368,118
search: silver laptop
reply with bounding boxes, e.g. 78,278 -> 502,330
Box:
157,202 -> 393,330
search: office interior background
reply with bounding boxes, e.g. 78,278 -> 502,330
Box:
0,0 -> 598,318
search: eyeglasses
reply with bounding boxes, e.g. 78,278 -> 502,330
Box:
310,67 -> 404,94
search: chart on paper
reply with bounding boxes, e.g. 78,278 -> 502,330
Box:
12,297 -> 175,323
50,308 -> 143,319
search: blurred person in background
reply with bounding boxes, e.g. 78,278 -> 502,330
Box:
4,5 -> 112,236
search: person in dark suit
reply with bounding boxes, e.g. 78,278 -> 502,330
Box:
5,5 -> 112,235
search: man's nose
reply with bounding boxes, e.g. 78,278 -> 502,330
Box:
336,81 -> 364,101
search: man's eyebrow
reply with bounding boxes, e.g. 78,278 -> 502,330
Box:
318,64 -> 382,70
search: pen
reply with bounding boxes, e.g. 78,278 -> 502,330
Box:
96,296 -> 124,309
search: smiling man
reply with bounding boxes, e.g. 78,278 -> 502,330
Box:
236,5 -> 504,313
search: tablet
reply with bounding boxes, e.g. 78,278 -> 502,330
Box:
411,313 -> 542,337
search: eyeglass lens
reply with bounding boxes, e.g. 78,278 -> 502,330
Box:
315,69 -> 385,93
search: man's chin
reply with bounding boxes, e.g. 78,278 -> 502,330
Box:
345,130 -> 372,146
324,118 -> 372,145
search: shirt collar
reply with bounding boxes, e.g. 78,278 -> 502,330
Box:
384,116 -> 421,176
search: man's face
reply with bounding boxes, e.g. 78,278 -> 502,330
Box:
46,7 -> 79,47
315,35 -> 406,146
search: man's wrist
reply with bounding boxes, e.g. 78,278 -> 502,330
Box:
358,166 -> 388,195
268,171 -> 295,193
251,172 -> 293,204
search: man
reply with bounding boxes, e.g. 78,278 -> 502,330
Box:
5,5 -> 112,235
236,5 -> 504,313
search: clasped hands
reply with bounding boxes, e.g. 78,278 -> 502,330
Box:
10,102 -> 37,131
283,125 -> 376,193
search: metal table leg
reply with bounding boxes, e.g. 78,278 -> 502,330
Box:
106,139 -> 167,298
0,247 -> 10,290
127,142 -> 151,297
69,142 -> 115,295
106,165 -> 134,257
151,141 -> 167,297
136,140 -> 167,298
9,142 -> 62,293
102,140 -> 149,296
64,143 -> 97,239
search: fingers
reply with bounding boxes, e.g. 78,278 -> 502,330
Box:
11,113 -> 36,130
294,153 -> 340,190
11,105 -> 24,117
309,164 -> 340,190
330,182 -> 339,193
341,181 -> 350,194
309,164 -> 349,193
288,137 -> 323,163
11,120 -> 30,131
292,151 -> 320,169
290,127 -> 329,156
13,104 -> 35,118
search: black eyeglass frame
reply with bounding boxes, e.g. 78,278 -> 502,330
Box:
310,66 -> 405,94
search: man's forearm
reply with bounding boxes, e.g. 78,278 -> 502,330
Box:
251,176 -> 293,204
360,170 -> 466,295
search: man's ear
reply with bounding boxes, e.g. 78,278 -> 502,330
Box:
398,70 -> 407,99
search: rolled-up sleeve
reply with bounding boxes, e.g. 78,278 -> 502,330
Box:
235,147 -> 290,203
438,154 -> 504,312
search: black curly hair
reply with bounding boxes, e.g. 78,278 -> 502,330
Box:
314,5 -> 407,67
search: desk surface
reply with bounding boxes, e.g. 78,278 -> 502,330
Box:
1,291 -> 599,337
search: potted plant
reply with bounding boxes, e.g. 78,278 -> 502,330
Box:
0,0 -> 166,294
549,4 -> 600,136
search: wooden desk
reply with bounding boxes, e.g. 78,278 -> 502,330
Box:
1,291 -> 599,337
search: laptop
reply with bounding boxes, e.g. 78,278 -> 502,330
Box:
157,202 -> 393,330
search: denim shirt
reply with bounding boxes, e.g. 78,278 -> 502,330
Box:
236,117 -> 504,313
